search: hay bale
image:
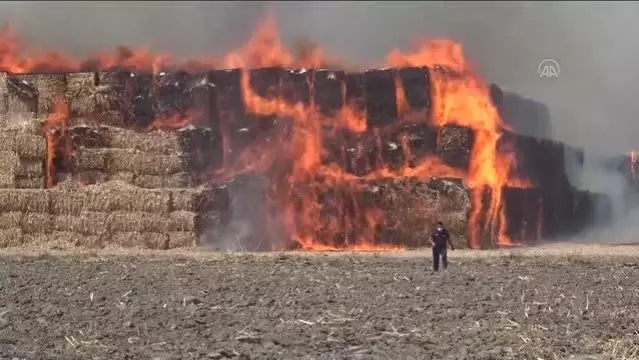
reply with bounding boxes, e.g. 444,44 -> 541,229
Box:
0,72 -> 8,126
133,173 -> 193,189
33,73 -> 68,117
6,75 -> 37,122
66,72 -> 97,121
13,132 -> 47,160
50,188 -> 87,215
95,72 -> 129,127
436,125 -> 474,170
0,150 -> 19,173
22,231 -> 103,248
0,189 -> 50,212
74,148 -> 108,171
99,127 -> 182,154
15,176 -> 45,189
168,232 -> 198,248
0,174 -> 13,188
0,228 -> 24,247
20,212 -> 52,234
110,232 -> 168,249
14,159 -> 45,178
0,131 -> 47,160
84,185 -> 170,214
108,172 -> 135,183
106,149 -> 185,176
53,212 -> 110,235
0,212 -> 21,229
168,211 -> 197,232
108,212 -> 169,233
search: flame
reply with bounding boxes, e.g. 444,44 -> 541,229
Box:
2,16 -> 531,251
43,100 -> 70,188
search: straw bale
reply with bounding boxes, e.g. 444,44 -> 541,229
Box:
22,231 -> 103,248
108,172 -> 135,183
168,211 -> 197,232
74,148 -> 108,170
133,173 -> 194,189
0,228 -> 24,247
108,212 -> 169,233
53,212 -> 110,235
66,72 -> 97,120
94,72 -> 129,127
169,186 -> 228,212
0,150 -> 19,174
15,176 -> 45,189
0,175 -> 13,188
84,185 -> 170,214
14,159 -> 45,178
0,189 -> 50,212
168,232 -> 198,248
33,73 -> 68,117
110,232 -> 169,249
0,131 -> 47,160
106,149 -> 185,176
72,171 -> 108,185
20,212 -> 52,233
437,125 -> 474,152
0,212 -> 21,229
50,188 -> 87,215
6,75 -> 37,121
101,127 -> 182,154
0,72 -> 7,125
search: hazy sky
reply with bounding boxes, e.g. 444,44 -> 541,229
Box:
0,1 -> 636,154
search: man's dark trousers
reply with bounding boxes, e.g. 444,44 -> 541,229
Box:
432,246 -> 448,271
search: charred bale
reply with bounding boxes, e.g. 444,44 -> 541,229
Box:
6,75 -> 38,123
436,125 -> 474,170
150,71 -> 192,120
344,73 -> 366,115
95,71 -> 131,127
129,73 -> 155,128
503,187 -> 543,244
186,72 -> 219,131
210,69 -> 246,163
313,70 -> 344,117
396,67 -> 430,112
501,91 -> 552,139
364,69 -> 397,128
281,68 -> 312,105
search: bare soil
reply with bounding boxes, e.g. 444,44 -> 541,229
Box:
0,245 -> 638,360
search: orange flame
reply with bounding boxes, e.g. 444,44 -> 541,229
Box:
43,100 -> 69,188
3,16 -> 531,251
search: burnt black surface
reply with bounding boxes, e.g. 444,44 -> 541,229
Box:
397,67 -> 430,111
314,70 -> 344,117
364,69 -> 397,128
281,69 -> 312,105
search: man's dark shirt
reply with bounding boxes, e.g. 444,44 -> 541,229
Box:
431,228 -> 450,248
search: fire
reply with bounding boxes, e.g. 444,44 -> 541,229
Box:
0,16 -> 528,251
43,100 -> 69,188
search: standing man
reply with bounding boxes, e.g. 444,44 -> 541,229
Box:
430,221 -> 454,272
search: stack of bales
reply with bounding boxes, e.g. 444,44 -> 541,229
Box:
0,183 -> 224,249
0,71 -> 227,249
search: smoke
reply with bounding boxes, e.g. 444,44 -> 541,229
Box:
3,1 -> 637,242
2,2 -> 638,154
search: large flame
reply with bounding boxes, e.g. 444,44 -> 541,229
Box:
0,16 -> 528,250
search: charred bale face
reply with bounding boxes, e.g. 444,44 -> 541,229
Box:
313,70 -> 344,117
364,69 -> 397,128
281,68 -> 312,105
396,67 -> 431,112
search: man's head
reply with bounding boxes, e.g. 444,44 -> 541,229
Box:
436,221 -> 443,231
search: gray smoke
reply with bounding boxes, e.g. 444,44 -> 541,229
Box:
2,1 -> 636,151
4,1 -> 637,241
